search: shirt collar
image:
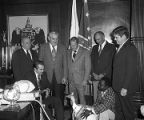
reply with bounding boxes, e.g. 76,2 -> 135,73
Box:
34,71 -> 40,80
22,47 -> 30,54
101,88 -> 109,96
117,39 -> 128,52
99,40 -> 106,50
49,43 -> 57,52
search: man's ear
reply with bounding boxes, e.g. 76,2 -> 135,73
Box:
121,34 -> 127,40
34,68 -> 37,72
105,85 -> 109,90
47,36 -> 50,42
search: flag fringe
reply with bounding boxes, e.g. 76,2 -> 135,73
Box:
78,34 -> 89,41
79,44 -> 91,50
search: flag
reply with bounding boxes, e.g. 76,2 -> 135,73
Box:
70,0 -> 92,51
78,0 -> 92,96
70,0 -> 79,38
70,0 -> 92,97
78,0 -> 92,50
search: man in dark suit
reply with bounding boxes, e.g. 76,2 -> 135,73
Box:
67,37 -> 91,104
91,31 -> 116,102
112,26 -> 139,120
12,37 -> 37,81
25,61 -> 64,120
39,31 -> 67,105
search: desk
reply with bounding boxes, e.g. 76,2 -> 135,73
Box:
0,102 -> 34,120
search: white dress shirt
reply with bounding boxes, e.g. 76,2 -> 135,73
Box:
72,46 -> 79,61
49,43 -> 57,53
22,47 -> 33,60
98,40 -> 106,52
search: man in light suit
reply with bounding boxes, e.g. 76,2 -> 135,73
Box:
39,31 -> 67,106
112,26 -> 139,120
91,31 -> 116,102
12,37 -> 37,81
67,37 -> 91,104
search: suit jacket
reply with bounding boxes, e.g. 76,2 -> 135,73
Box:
12,48 -> 36,81
93,87 -> 115,114
91,42 -> 116,79
112,40 -> 139,94
25,71 -> 64,120
39,43 -> 67,84
25,71 -> 50,90
67,46 -> 91,84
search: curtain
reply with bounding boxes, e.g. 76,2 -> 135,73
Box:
131,0 -> 144,90
131,0 -> 144,37
132,38 -> 144,91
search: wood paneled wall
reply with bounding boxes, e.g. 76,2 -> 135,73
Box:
0,0 -> 72,46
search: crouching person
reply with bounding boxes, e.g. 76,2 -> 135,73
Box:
25,61 -> 64,120
81,77 -> 115,120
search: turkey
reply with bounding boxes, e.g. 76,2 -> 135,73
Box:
66,92 -> 98,120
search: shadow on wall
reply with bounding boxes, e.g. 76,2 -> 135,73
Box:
88,0 -> 130,45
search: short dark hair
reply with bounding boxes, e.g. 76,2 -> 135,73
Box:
112,26 -> 129,39
101,77 -> 111,87
93,31 -> 105,44
69,37 -> 79,44
34,60 -> 44,69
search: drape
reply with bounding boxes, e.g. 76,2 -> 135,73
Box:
131,0 -> 144,90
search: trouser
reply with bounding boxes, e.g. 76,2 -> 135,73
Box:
93,81 -> 99,102
51,72 -> 65,106
98,109 -> 115,120
69,82 -> 86,105
115,92 -> 136,120
43,96 -> 64,120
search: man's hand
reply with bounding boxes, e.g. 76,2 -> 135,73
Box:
93,73 -> 100,80
43,88 -> 50,98
88,80 -> 92,84
120,88 -> 127,96
32,44 -> 39,51
98,73 -> 105,79
140,105 -> 144,116
62,77 -> 67,84
34,91 -> 40,98
80,109 -> 93,119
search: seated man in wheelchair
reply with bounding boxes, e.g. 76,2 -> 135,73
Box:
81,77 -> 115,120
25,60 -> 64,120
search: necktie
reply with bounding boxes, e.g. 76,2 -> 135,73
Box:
27,50 -> 31,60
98,45 -> 102,55
37,74 -> 41,90
72,51 -> 77,62
52,46 -> 56,61
73,51 -> 77,59
101,91 -> 104,97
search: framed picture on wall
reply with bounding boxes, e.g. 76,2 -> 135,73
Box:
7,15 -> 49,46
3,15 -> 49,70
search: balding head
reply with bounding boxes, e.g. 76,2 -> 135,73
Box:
21,37 -> 31,50
94,31 -> 105,45
48,32 -> 59,46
